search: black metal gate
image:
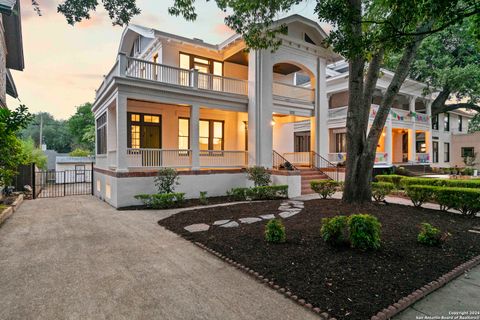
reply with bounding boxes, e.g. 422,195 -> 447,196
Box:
33,165 -> 94,198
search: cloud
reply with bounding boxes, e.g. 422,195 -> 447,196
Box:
213,23 -> 234,37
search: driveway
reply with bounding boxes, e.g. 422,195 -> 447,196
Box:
0,196 -> 317,320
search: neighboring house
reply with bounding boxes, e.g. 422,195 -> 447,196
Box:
0,0 -> 23,108
44,150 -> 68,170
92,14 -> 476,208
451,131 -> 480,170
55,156 -> 93,184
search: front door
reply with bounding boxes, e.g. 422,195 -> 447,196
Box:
432,141 -> 439,163
143,126 -> 161,149
294,131 -> 311,152
402,133 -> 409,162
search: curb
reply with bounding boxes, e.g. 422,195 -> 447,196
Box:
193,241 -> 336,320
370,255 -> 480,320
0,194 -> 25,226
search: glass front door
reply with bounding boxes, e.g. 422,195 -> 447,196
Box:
143,126 -> 161,149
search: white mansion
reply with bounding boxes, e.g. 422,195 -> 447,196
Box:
92,14 -> 475,208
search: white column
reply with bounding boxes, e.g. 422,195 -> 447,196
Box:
426,101 -> 433,162
247,49 -> 273,167
116,93 -> 128,172
385,117 -> 393,165
314,57 -> 329,157
107,105 -> 117,168
408,96 -> 417,163
190,104 -> 200,170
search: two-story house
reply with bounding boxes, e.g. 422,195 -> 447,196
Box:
92,15 -> 475,208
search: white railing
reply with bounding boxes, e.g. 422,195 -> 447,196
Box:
416,153 -> 430,163
328,106 -> 348,119
413,112 -> 429,123
198,72 -> 248,95
125,57 -> 248,95
273,82 -> 314,103
127,148 -> 192,168
199,150 -> 247,168
283,152 -> 311,166
328,153 -> 347,163
126,58 -> 191,87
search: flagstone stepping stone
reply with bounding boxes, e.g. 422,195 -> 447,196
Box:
220,221 -> 239,228
279,211 -> 299,218
239,217 -> 262,224
289,201 -> 304,205
260,214 -> 276,220
213,219 -> 231,226
184,223 -> 210,233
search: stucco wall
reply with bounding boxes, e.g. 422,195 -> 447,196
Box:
451,132 -> 480,169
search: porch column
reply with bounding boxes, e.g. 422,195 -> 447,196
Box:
116,93 -> 128,172
190,104 -> 200,170
408,96 -> 417,163
385,117 -> 393,165
426,101 -> 433,162
247,49 -> 273,167
314,57 -> 329,157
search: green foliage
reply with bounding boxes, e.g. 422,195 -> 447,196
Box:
321,214 -> 381,250
434,187 -> 480,216
19,139 -> 47,169
320,216 -> 349,246
265,219 -> 286,243
418,223 -> 450,246
405,185 -> 437,207
469,113 -> 480,133
376,175 -> 404,189
401,177 -> 480,189
199,191 -> 208,205
371,182 -> 394,202
310,180 -> 340,199
134,193 -> 185,209
154,168 -> 180,194
67,103 -> 95,151
401,177 -> 439,188
227,185 -> 288,201
69,148 -> 91,157
246,166 -> 271,187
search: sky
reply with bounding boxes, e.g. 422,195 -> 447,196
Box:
7,0 -> 320,119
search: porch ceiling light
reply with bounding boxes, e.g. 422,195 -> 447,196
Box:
271,119 -> 276,126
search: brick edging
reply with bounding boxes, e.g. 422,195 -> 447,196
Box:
370,255 -> 480,320
0,194 -> 24,226
192,241 -> 337,320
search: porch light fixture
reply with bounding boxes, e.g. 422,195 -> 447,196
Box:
271,119 -> 276,126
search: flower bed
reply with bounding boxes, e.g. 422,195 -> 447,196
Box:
158,199 -> 480,320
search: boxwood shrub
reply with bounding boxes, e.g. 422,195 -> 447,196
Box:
418,223 -> 450,246
404,185 -> 437,207
227,185 -> 288,201
401,177 -> 480,189
134,193 -> 185,209
320,215 -> 349,246
371,182 -> 394,202
434,187 -> 480,216
375,174 -> 404,189
310,180 -> 340,199
265,218 -> 286,243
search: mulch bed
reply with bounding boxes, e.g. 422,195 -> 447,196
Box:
158,199 -> 480,320
118,196 -> 233,210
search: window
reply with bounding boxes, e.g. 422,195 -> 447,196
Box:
178,118 -> 190,149
432,114 -> 439,130
458,115 -> 463,132
153,53 -> 158,64
444,142 -> 450,162
130,37 -> 141,56
304,33 -> 316,45
178,52 -> 223,75
127,113 -> 162,149
96,112 -> 107,155
335,132 -> 347,153
461,147 -> 475,158
444,113 -> 450,131
432,141 -> 439,163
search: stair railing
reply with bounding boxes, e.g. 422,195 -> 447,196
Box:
310,151 -> 339,181
272,151 -> 298,171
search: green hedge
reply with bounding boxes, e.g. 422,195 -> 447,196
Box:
134,193 -> 185,209
371,182 -> 394,202
227,185 -> 288,201
405,185 -> 437,207
310,180 -> 340,199
402,177 -> 480,189
375,174 -> 405,189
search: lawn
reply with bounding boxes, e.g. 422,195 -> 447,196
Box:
158,199 -> 480,320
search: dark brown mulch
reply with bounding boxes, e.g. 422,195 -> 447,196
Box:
158,199 -> 480,320
118,196 -> 233,210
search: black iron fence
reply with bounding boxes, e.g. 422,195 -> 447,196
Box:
33,164 -> 94,198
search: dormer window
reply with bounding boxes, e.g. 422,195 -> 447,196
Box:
304,33 -> 316,45
130,37 -> 141,56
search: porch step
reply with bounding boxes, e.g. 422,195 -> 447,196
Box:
399,164 -> 433,176
299,167 -> 330,195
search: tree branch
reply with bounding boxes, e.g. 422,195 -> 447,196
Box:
434,103 -> 480,115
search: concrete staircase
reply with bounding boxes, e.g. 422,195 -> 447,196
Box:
298,167 -> 330,195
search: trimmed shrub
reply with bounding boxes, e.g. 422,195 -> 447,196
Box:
246,166 -> 271,187
199,191 -> 208,205
265,219 -> 286,243
401,177 -> 480,189
348,214 -> 382,250
371,182 -> 394,202
310,180 -> 340,199
154,168 -> 179,194
375,174 -> 404,189
405,185 -> 437,207
418,223 -> 450,246
320,215 -> 349,246
227,185 -> 288,201
434,187 -> 480,216
442,179 -> 480,189
134,193 -> 185,209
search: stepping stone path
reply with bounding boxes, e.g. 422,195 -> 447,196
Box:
183,200 -> 305,233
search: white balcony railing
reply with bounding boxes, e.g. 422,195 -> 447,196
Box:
199,150 -> 248,168
127,149 -> 192,168
273,82 -> 314,103
125,57 -> 248,96
283,152 -> 311,166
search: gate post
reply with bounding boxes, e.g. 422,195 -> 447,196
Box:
31,163 -> 36,199
91,162 -> 94,195
63,171 -> 66,196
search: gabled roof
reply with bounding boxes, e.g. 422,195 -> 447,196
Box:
273,14 -> 329,40
0,0 -> 15,14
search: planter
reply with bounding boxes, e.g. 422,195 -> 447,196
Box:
0,194 -> 25,226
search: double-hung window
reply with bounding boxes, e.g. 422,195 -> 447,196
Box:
178,118 -> 224,150
96,113 -> 107,155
